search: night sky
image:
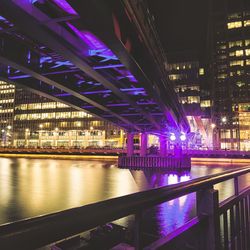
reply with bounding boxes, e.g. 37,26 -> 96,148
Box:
147,0 -> 209,60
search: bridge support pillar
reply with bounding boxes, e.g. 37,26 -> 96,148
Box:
127,132 -> 134,156
140,133 -> 148,157
159,136 -> 167,157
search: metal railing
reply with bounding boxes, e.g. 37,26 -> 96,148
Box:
0,167 -> 249,249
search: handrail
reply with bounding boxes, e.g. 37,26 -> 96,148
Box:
0,167 -> 249,249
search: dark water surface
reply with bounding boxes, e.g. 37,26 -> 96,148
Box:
0,157 -> 249,237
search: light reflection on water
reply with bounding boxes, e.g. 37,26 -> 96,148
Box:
0,157 -> 249,237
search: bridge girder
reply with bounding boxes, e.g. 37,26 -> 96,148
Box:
0,0 -> 189,134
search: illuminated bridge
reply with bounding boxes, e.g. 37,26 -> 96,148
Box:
0,0 -> 189,137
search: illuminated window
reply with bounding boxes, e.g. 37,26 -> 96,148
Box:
246,59 -> 250,65
42,102 -> 56,109
186,96 -> 200,104
56,112 -> 71,119
59,122 -> 68,128
200,100 -> 211,107
228,13 -> 242,20
41,113 -> 56,119
57,103 -> 69,108
199,68 -> 205,75
236,81 -> 245,87
217,73 -> 227,79
219,45 -> 227,50
71,111 -> 89,118
238,103 -> 250,112
244,20 -> 250,27
227,21 -> 242,29
229,41 -> 243,48
229,50 -> 244,57
90,120 -> 103,126
236,50 -> 244,56
0,89 -> 14,94
230,60 -> 244,67
245,49 -> 250,56
0,99 -> 14,104
169,74 -> 182,81
27,113 -> 41,120
0,109 -> 13,113
221,129 -> 231,139
14,114 -> 27,120
231,70 -> 244,76
245,40 -> 250,46
190,86 -> 200,91
28,103 -> 42,110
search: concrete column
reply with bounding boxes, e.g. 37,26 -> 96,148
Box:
174,143 -> 182,158
159,135 -> 167,157
127,132 -> 134,156
140,133 -> 148,157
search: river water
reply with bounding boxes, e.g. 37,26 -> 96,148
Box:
0,157 -> 249,237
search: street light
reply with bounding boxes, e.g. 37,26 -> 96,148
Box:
211,123 -> 216,129
221,117 -> 227,123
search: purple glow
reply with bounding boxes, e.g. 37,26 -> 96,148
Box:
93,64 -> 124,69
115,68 -> 138,83
67,23 -> 117,61
54,93 -> 71,97
51,0 -> 77,15
50,60 -> 74,68
40,56 -> 52,65
9,75 -> 31,80
0,16 -> 6,21
82,90 -> 111,95
180,133 -> 186,141
81,105 -> 94,109
106,103 -> 129,107
170,133 -> 176,141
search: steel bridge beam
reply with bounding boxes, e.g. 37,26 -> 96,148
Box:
0,55 -> 140,131
0,0 -> 160,131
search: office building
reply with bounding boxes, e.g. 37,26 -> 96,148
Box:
210,0 -> 250,150
168,53 -> 212,148
0,81 -> 124,148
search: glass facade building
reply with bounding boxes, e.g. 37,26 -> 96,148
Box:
210,0 -> 250,150
0,81 -> 124,148
168,57 -> 212,149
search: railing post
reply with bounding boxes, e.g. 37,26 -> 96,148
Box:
197,187 -> 220,250
134,211 -> 143,250
234,176 -> 239,195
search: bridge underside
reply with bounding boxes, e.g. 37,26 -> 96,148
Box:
0,0 -> 189,134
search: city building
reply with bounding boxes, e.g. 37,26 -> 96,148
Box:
0,81 -> 15,146
167,53 -> 213,149
209,0 -> 250,150
0,81 -> 124,148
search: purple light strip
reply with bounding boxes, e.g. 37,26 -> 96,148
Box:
81,105 -> 94,109
106,103 -> 129,107
9,75 -> 31,79
54,93 -> 71,97
137,101 -> 156,105
51,0 -> 77,15
93,64 -> 124,70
